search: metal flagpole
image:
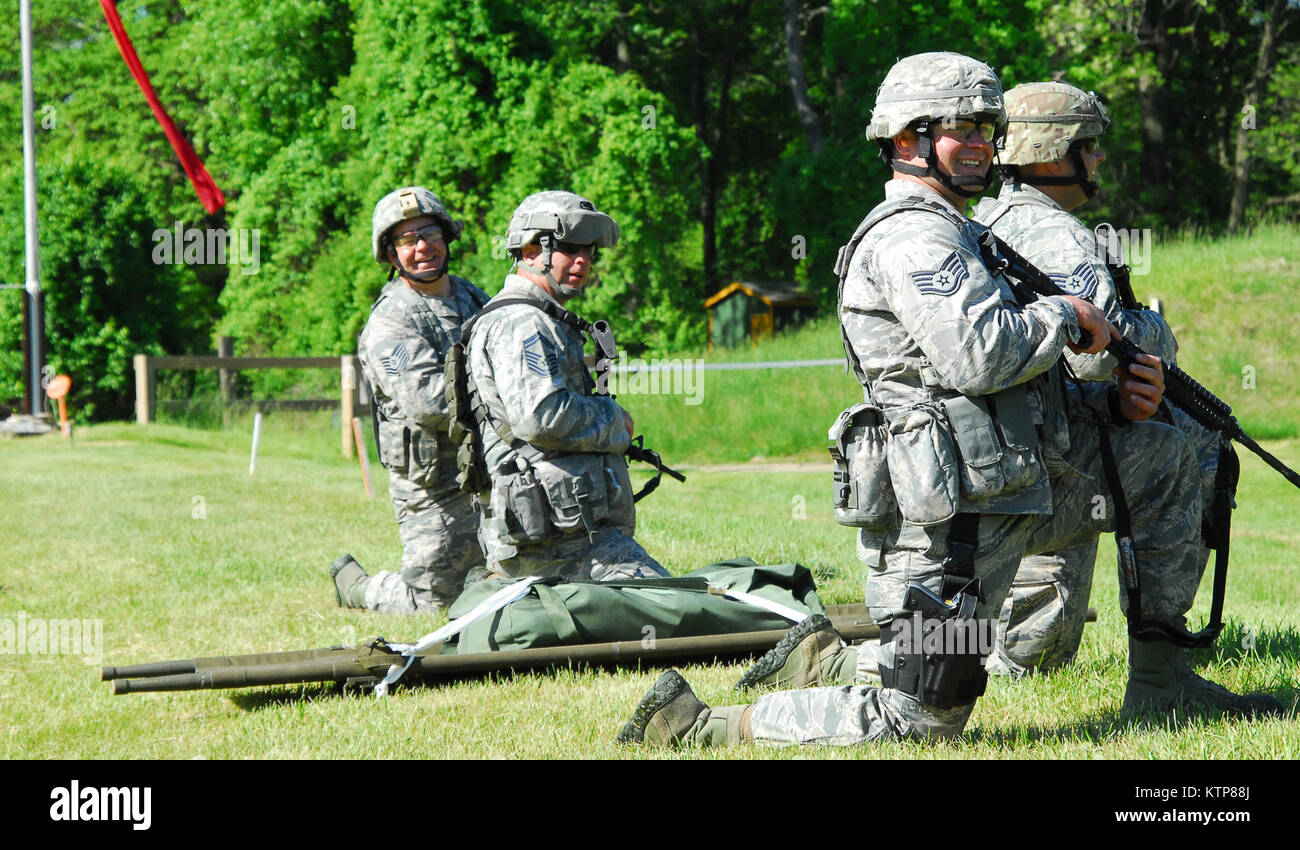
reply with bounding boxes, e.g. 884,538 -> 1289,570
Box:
20,0 -> 45,417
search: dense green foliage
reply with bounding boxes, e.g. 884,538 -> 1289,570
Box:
2,0 -> 1299,418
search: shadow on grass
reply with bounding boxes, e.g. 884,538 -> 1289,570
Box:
1200,620 -> 1300,665
967,697 -> 1298,749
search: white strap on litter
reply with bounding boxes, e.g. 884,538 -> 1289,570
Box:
710,586 -> 808,624
372,575 -> 545,698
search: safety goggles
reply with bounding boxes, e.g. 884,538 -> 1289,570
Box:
555,239 -> 599,260
1071,137 -> 1100,154
933,119 -> 1000,144
392,224 -> 443,248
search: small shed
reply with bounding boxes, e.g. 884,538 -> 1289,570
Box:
704,281 -> 817,349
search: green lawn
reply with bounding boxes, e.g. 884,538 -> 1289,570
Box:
1,417 -> 1296,759
3,224 -> 1298,760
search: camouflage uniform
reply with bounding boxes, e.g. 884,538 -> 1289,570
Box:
466,273 -> 667,581
621,59 -> 1276,750
356,274 -> 491,613
971,92 -> 1225,675
741,177 -> 1208,743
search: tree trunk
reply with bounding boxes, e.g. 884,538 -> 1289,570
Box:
1229,0 -> 1287,232
783,0 -> 823,155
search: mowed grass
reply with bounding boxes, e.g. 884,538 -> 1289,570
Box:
4,224 -> 1298,759
1,415 -> 1297,760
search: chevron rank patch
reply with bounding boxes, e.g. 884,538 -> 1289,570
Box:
1049,261 -> 1100,300
381,342 -> 410,376
909,251 -> 968,296
522,332 -> 558,378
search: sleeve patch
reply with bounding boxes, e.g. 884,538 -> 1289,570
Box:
522,332 -> 559,378
381,343 -> 410,376
909,251 -> 968,296
1048,261 -> 1100,300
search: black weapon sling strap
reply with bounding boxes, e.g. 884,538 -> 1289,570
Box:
983,230 -> 1227,648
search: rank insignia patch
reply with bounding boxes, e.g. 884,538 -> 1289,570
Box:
522,332 -> 558,378
381,343 -> 410,376
1048,261 -> 1100,300
910,251 -> 968,296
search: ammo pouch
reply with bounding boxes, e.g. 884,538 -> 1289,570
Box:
879,581 -> 988,709
445,339 -> 490,494
941,383 -> 1041,500
886,405 -> 959,526
490,453 -> 634,546
828,402 -> 896,529
377,419 -> 440,488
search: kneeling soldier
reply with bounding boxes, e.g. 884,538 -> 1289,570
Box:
620,52 -> 1279,749
460,190 -> 668,581
331,186 -> 490,613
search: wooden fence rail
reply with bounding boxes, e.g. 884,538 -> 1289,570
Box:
133,338 -> 365,458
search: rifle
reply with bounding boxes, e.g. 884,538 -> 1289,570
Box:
585,317 -> 687,500
982,229 -> 1300,490
625,434 -> 687,501
103,604 -> 880,696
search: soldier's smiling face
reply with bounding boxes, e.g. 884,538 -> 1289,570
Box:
931,121 -> 994,183
389,215 -> 447,278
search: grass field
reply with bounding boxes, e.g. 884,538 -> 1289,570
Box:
2,416 -> 1297,760
3,224 -> 1298,760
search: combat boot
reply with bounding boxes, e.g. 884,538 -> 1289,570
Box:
733,614 -> 856,690
617,670 -> 753,747
330,554 -> 370,608
1123,635 -> 1285,718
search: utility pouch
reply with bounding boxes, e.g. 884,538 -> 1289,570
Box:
537,455 -> 612,533
886,406 -> 959,526
990,384 -> 1041,492
505,469 -> 552,544
828,403 -> 896,529
405,427 -> 439,487
941,395 -> 1005,498
376,419 -> 410,475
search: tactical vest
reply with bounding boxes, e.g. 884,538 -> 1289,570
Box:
830,195 -> 1066,528
364,276 -> 489,490
446,290 -> 635,554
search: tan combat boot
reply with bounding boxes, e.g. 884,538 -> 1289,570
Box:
1123,635 -> 1285,718
618,671 -> 754,747
733,614 -> 857,690
330,554 -> 370,608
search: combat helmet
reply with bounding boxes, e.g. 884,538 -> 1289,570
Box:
372,186 -> 461,282
505,190 -> 619,298
999,82 -> 1110,198
866,52 -> 1006,198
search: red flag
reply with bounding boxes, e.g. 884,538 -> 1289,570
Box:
98,0 -> 226,214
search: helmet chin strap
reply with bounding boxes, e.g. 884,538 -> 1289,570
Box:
891,129 -> 992,198
388,246 -> 451,286
1011,149 -> 1099,198
530,234 -> 584,300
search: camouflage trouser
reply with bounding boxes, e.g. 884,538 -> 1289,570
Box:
362,485 -> 487,614
746,415 -> 1204,744
989,404 -> 1223,676
491,525 -> 669,582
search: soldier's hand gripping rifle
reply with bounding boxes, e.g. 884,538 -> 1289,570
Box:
588,318 -> 687,501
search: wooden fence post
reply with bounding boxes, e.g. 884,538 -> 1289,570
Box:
340,355 -> 359,458
133,354 -> 155,424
